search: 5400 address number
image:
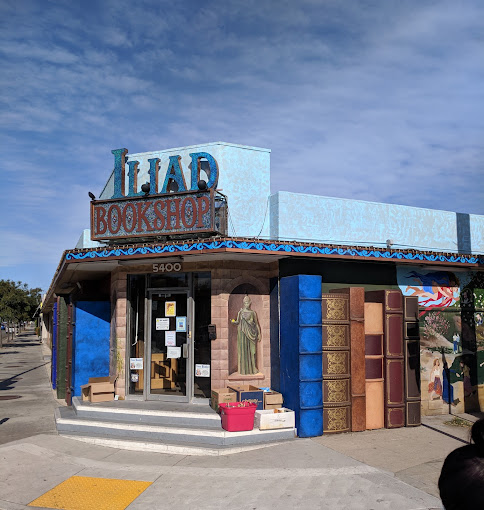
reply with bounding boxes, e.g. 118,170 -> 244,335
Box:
152,263 -> 182,273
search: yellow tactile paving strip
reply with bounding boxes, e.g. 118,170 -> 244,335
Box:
28,476 -> 152,510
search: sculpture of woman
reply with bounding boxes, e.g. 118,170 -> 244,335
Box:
231,296 -> 261,375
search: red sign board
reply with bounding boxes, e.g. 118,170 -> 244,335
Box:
91,190 -> 216,241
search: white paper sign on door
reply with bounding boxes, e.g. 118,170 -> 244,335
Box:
195,364 -> 210,377
156,318 -> 170,331
167,346 -> 181,358
129,358 -> 143,370
165,331 -> 176,346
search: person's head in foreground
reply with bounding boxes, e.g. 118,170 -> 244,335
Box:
438,418 -> 484,509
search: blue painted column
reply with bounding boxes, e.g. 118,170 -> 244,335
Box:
280,275 -> 323,437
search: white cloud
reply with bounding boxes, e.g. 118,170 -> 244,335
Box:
0,0 -> 482,288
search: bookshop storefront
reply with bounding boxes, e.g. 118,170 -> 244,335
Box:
126,270 -> 212,401
43,250 -> 277,405
112,251 -> 277,403
41,142 -> 484,437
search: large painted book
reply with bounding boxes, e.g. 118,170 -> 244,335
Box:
404,296 -> 421,426
365,290 -> 405,429
364,300 -> 385,430
322,293 -> 351,434
280,275 -> 323,438
331,287 -> 366,431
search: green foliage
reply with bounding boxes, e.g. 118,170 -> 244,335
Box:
443,417 -> 472,428
0,279 -> 41,324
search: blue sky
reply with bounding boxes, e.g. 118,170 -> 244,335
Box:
1,0 -> 483,293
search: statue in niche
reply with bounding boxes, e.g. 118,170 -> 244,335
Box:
231,296 -> 261,375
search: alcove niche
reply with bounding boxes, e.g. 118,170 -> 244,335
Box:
228,283 -> 262,376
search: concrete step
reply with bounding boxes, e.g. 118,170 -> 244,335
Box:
72,397 -> 221,428
55,407 -> 296,447
59,431 -> 290,456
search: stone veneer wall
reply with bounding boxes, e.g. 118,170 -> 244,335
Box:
111,269 -> 128,398
209,260 -> 278,391
111,259 -> 278,397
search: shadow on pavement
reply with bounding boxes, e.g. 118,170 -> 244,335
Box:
2,342 -> 42,348
0,362 -> 50,390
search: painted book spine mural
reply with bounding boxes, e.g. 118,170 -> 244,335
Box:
280,275 -> 324,438
364,300 -> 385,430
332,287 -> 366,431
404,296 -> 421,426
322,293 -> 351,434
365,290 -> 405,429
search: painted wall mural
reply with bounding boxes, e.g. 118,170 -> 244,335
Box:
397,267 -> 484,415
400,270 -> 460,315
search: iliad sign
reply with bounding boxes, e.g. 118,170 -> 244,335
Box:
90,148 -> 220,241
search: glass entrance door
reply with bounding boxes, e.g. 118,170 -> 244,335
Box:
147,291 -> 190,401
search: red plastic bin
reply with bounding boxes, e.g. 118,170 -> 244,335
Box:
219,401 -> 257,432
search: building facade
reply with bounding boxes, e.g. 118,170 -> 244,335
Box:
41,142 -> 484,436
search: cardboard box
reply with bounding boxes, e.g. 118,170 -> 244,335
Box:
254,408 -> 295,430
80,376 -> 116,403
228,384 -> 264,410
211,388 -> 237,412
265,403 -> 283,410
263,390 -> 283,409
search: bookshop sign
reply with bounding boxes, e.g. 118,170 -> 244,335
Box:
90,148 -> 220,241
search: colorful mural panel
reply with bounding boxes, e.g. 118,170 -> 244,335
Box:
397,267 -> 484,414
398,268 -> 460,315
418,308 -> 465,413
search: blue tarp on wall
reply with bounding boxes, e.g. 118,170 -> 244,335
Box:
72,301 -> 111,397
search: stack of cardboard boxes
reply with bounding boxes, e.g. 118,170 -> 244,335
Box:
211,385 -> 294,430
211,385 -> 280,412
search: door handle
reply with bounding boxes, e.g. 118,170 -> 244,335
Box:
182,343 -> 189,358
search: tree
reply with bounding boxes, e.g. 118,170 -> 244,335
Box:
0,280 -> 42,344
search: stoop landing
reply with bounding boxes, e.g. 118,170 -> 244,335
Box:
54,397 -> 296,455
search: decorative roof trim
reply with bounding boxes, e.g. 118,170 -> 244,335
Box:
65,238 -> 484,265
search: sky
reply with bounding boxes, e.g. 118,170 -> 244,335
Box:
0,0 -> 483,294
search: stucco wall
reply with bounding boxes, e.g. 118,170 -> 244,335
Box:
271,191 -> 484,254
99,142 -> 271,239
75,229 -> 105,249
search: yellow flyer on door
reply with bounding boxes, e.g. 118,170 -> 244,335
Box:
165,301 -> 176,317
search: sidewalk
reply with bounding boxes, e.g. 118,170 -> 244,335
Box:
0,330 -> 453,509
0,328 -> 59,445
313,415 -> 473,499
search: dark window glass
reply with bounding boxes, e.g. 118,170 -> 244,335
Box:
193,272 -> 211,398
128,274 -> 146,395
150,272 -> 188,288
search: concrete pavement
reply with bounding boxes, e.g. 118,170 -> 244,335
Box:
0,328 -> 466,509
313,416 -> 472,499
2,433 -> 442,510
0,328 -> 58,445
